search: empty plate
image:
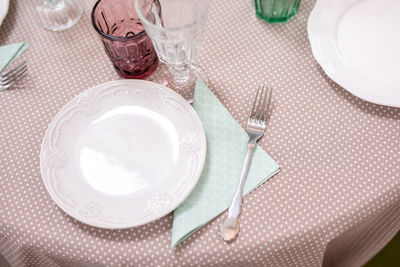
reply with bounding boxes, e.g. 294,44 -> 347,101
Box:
308,0 -> 400,107
40,80 -> 206,228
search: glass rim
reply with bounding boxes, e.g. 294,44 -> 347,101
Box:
134,0 -> 210,33
91,0 -> 147,41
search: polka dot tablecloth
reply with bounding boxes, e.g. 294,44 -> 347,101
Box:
1,0 -> 399,266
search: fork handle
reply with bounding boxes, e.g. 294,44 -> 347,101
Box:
228,139 -> 256,217
221,139 -> 257,239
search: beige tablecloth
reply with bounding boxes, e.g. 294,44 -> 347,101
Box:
1,0 -> 399,266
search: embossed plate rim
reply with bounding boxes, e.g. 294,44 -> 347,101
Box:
40,79 -> 206,229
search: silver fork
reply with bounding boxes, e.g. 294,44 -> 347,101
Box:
0,62 -> 28,91
220,85 -> 272,241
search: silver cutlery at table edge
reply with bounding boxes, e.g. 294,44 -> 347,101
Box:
220,85 -> 272,241
0,61 -> 28,91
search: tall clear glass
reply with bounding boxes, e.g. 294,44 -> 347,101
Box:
135,0 -> 210,102
36,0 -> 83,31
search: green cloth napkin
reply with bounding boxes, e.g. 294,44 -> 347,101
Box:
171,80 -> 280,247
0,42 -> 29,72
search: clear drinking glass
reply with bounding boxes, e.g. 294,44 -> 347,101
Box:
91,0 -> 159,79
36,0 -> 83,31
135,0 -> 210,102
255,0 -> 301,23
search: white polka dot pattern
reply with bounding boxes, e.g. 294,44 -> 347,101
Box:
0,0 -> 399,266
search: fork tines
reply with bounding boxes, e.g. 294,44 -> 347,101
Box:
250,85 -> 272,123
0,61 -> 28,91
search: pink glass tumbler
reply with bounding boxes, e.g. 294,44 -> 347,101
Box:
91,0 -> 158,79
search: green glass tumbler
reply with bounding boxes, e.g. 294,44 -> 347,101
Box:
255,0 -> 301,23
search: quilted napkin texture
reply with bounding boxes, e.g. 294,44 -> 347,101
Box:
171,80 -> 280,247
0,42 -> 28,72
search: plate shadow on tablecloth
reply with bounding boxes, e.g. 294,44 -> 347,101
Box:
50,204 -> 175,243
314,63 -> 400,119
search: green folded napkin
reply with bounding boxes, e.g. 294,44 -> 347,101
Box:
171,79 -> 280,247
0,42 -> 29,72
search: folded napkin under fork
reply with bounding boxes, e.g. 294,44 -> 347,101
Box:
171,79 -> 280,247
0,42 -> 28,72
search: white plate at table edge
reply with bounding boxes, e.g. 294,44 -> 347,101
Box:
307,0 -> 400,108
0,0 -> 9,27
40,80 -> 207,229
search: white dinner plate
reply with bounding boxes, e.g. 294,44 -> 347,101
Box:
0,0 -> 9,27
308,0 -> 400,107
40,80 -> 206,228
